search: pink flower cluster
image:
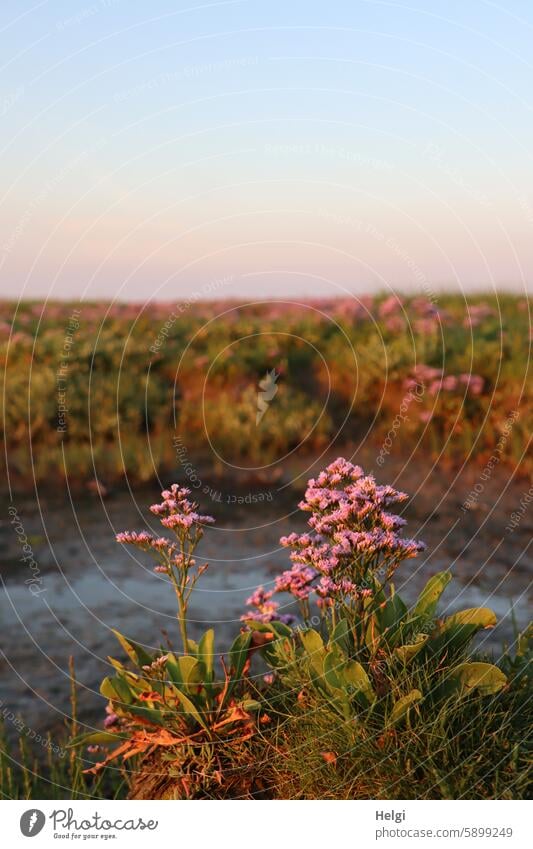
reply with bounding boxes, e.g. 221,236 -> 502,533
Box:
405,365 -> 484,399
411,298 -> 439,318
463,302 -> 494,328
378,295 -> 403,319
116,484 -> 214,572
116,530 -> 176,554
242,587 -> 295,625
376,295 -> 448,334
150,484 -> 215,531
411,299 -> 443,335
243,458 -> 425,621
116,529 -> 179,573
275,563 -> 316,600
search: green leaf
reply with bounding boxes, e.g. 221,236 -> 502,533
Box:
414,571 -> 452,620
177,655 -> 204,690
164,653 -> 184,689
241,699 -> 261,712
115,673 -> 136,704
300,628 -> 324,654
375,592 -> 408,645
342,660 -> 376,704
198,629 -> 215,681
425,608 -> 499,659
327,694 -> 353,721
240,621 -> 294,669
424,623 -> 483,659
100,677 -> 117,701
443,662 -> 507,698
116,702 -> 166,726
300,629 -> 326,678
111,629 -> 152,668
173,688 -> 208,730
442,607 -> 497,631
244,620 -> 274,633
122,671 -> 147,690
244,619 -> 292,639
329,618 -> 352,657
100,674 -> 134,705
364,614 -> 380,650
228,631 -> 252,684
389,689 -> 422,726
394,634 -> 428,664
270,620 -> 293,638
323,648 -> 343,690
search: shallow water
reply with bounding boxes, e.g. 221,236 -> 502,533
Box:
0,462 -> 531,735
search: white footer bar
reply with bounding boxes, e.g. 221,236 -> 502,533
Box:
3,799 -> 529,848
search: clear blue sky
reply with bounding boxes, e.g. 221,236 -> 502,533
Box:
1,1 -> 532,300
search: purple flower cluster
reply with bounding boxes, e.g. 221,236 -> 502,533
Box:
374,295 -> 459,335
243,458 -> 425,621
411,298 -> 440,318
150,484 -> 215,531
241,586 -> 295,625
115,530 -> 177,563
116,530 -> 154,547
116,486 -> 215,654
116,484 -> 214,573
405,364 -> 484,401
275,563 -> 316,600
463,302 -> 494,328
104,712 -> 118,728
378,295 -> 403,319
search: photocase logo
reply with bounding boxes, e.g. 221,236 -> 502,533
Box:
256,369 -> 279,424
20,809 -> 45,837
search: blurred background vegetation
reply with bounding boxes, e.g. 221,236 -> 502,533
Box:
1,293 -> 531,490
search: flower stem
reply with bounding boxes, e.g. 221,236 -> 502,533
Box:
168,564 -> 189,654
177,594 -> 189,655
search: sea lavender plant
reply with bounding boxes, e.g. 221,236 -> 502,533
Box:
116,484 -> 214,654
244,458 -> 425,645
242,458 -> 509,738
75,485 -> 265,797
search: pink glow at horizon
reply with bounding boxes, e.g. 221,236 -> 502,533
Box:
1,2 -> 532,300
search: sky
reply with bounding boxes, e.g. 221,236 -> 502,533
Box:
1,0 -> 532,301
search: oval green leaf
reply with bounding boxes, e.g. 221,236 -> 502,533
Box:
389,689 -> 423,726
414,571 -> 451,620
